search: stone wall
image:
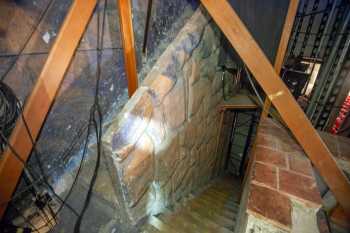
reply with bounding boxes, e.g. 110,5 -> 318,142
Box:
103,7 -> 226,224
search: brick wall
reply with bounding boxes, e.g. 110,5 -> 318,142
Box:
236,118 -> 322,233
102,7 -> 227,224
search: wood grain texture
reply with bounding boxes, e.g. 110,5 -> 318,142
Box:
117,0 -> 138,97
200,0 -> 350,217
0,0 -> 97,219
261,0 -> 299,119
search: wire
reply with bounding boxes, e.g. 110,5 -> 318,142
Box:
243,66 -> 264,106
1,0 -> 108,231
1,0 -> 55,81
73,0 -> 106,231
0,122 -> 88,206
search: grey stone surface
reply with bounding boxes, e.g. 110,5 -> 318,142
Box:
102,7 -> 228,225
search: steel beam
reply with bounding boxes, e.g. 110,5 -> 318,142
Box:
260,0 -> 299,119
201,0 -> 350,217
117,0 -> 138,97
0,0 -> 97,219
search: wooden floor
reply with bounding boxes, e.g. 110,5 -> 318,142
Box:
141,177 -> 240,233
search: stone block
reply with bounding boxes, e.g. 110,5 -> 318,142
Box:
211,72 -> 222,96
146,105 -> 167,147
190,146 -> 199,167
105,89 -> 153,162
188,78 -> 210,117
163,78 -> 186,130
183,117 -> 199,149
188,59 -> 200,85
156,136 -> 180,186
151,179 -> 173,215
126,188 -> 155,224
172,159 -> 191,201
144,74 -> 175,105
199,49 -> 219,80
120,133 -> 154,207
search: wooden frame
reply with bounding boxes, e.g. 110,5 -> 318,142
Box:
260,0 -> 299,119
0,0 -> 97,218
201,0 -> 350,216
117,0 -> 138,97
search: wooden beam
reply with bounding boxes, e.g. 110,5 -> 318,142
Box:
0,0 -> 97,219
201,0 -> 350,217
260,0 -> 299,119
117,0 -> 138,97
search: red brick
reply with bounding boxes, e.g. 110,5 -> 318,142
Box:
279,169 -> 322,206
255,146 -> 287,168
288,154 -> 313,177
330,205 -> 350,229
255,133 -> 275,148
248,184 -> 292,229
252,162 -> 277,189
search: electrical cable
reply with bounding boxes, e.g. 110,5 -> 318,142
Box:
1,0 -> 108,231
0,82 -> 53,230
243,65 -> 264,106
0,122 -> 87,206
73,0 -> 106,230
0,131 -> 54,231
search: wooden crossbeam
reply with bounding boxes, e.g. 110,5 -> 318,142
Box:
201,0 -> 350,216
0,0 -> 97,219
260,0 -> 299,119
117,0 -> 138,97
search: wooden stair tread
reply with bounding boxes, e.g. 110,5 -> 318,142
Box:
193,197 -> 237,220
160,210 -> 213,233
187,200 -> 235,229
141,224 -> 162,233
184,210 -> 234,233
199,193 -> 239,211
142,177 -> 239,233
200,192 -> 237,206
148,216 -> 178,233
158,213 -> 199,233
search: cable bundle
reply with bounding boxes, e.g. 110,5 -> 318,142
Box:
0,81 -> 19,153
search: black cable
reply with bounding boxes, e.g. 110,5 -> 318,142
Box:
0,122 -> 88,206
0,82 -> 19,149
73,0 -> 106,231
1,0 -> 55,81
0,131 -> 54,231
0,81 -> 53,230
1,0 -> 108,231
17,101 -> 80,217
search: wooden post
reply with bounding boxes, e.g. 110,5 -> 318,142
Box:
117,0 -> 138,97
260,0 -> 299,119
0,0 -> 97,219
200,0 -> 350,217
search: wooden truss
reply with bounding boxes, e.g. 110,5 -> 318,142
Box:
200,0 -> 350,217
0,0 -> 138,219
0,0 -> 349,222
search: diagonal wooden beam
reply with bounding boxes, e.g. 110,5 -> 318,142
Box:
201,0 -> 350,217
260,0 -> 299,119
117,0 -> 138,97
0,0 -> 97,219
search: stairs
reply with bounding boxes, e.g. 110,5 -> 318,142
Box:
141,177 -> 240,233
